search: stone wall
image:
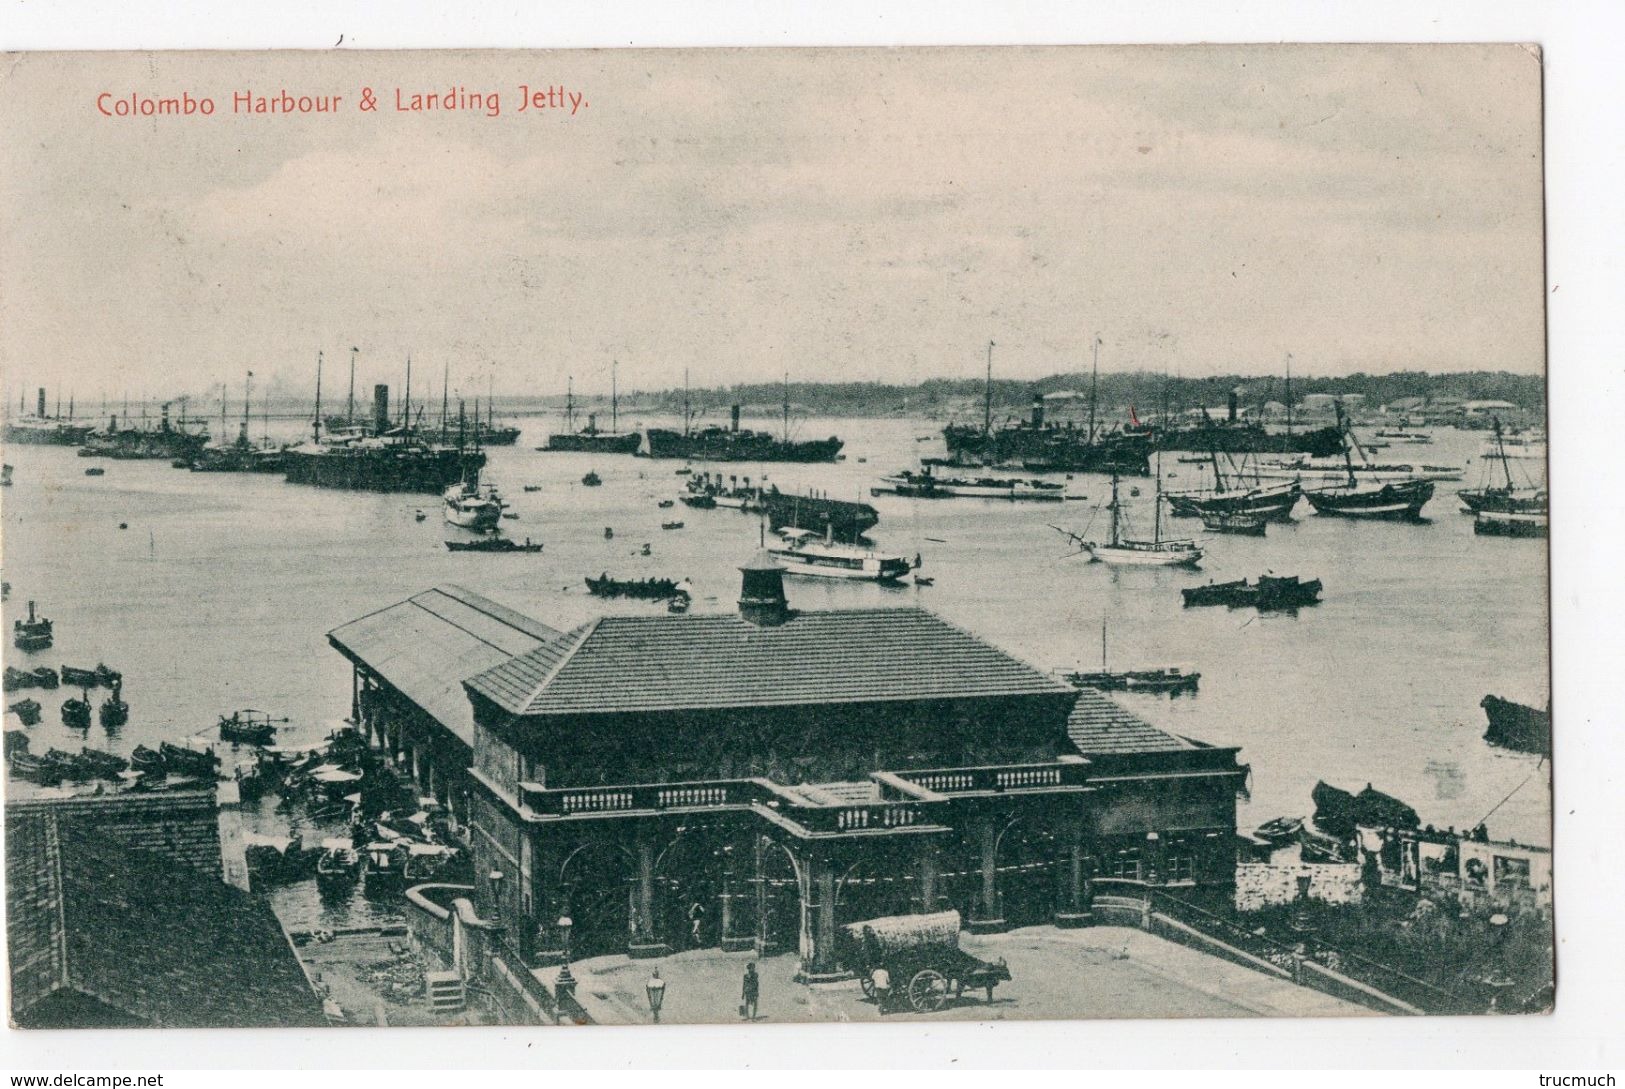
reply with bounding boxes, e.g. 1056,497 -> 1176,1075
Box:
1233,860 -> 1363,912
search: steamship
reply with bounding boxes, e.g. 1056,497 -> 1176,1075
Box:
643,403 -> 843,463
282,370 -> 484,494
78,404 -> 210,461
542,370 -> 642,454
4,389 -> 94,446
942,394 -> 1152,475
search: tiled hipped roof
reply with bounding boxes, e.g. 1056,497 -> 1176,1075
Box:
327,584 -> 560,746
466,607 -> 1075,716
1066,687 -> 1194,754
7,812 -> 325,1028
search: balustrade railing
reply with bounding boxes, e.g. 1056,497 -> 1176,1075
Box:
521,778 -> 776,817
893,762 -> 1087,795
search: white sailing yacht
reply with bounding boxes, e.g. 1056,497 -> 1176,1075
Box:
1063,468 -> 1203,567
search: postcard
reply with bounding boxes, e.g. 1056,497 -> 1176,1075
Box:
1,45 -> 1550,1029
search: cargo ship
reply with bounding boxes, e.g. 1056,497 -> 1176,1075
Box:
941,344 -> 1151,475
543,371 -> 640,453
282,360 -> 484,494
763,487 -> 879,540
644,405 -> 842,462
639,375 -> 842,463
78,404 -> 209,461
1154,366 -> 1343,457
4,389 -> 94,446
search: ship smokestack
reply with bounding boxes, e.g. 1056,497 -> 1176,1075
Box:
1031,392 -> 1045,428
1227,390 -> 1239,423
731,404 -> 741,433
161,403 -> 170,431
36,388 -> 46,418
738,552 -> 790,626
373,385 -> 390,433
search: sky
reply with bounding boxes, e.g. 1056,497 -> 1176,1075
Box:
0,45 -> 1546,403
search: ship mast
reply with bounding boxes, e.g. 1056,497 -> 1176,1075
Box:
1492,416 -> 1515,491
1108,472 -> 1121,546
441,361 -> 450,434
683,369 -> 691,436
243,370 -> 253,443
783,372 -> 790,442
611,361 -> 619,434
1336,401 -> 1357,487
487,375 -> 494,431
1285,353 -> 1294,436
402,355 -> 412,431
1153,446 -> 1164,543
347,347 -> 357,427
983,340 -> 995,465
312,351 -> 323,443
566,376 -> 575,431
1088,335 -> 1100,444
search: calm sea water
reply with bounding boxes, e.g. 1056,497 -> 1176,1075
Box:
2,417 -> 1551,919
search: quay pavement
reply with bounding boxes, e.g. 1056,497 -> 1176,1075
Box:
534,925 -> 1370,1026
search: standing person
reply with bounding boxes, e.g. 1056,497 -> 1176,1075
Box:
870,965 -> 892,1014
689,901 -> 706,948
741,961 -> 760,1021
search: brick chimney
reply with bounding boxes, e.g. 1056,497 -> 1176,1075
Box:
738,551 -> 790,626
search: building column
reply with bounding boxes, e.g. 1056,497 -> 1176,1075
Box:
720,842 -> 753,952
753,835 -> 772,956
969,817 -> 1007,934
914,842 -> 939,914
795,852 -> 851,983
1054,819 -> 1091,928
628,834 -> 668,959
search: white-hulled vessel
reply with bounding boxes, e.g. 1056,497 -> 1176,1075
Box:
767,528 -> 913,582
1060,471 -> 1202,568
443,478 -> 504,530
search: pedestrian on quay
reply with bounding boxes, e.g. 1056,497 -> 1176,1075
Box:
741,961 -> 760,1021
870,965 -> 892,1014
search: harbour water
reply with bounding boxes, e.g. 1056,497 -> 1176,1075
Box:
2,415 -> 1550,930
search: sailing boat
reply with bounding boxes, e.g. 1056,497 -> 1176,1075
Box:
1063,620 -> 1200,693
1302,403 -> 1434,520
1164,440 -> 1301,521
1060,468 -> 1202,567
1459,416 -> 1547,516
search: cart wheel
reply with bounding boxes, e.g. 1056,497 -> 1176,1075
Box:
860,973 -> 876,1001
908,969 -> 950,1012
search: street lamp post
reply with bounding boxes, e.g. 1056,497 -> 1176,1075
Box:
555,916 -> 576,999
645,968 -> 667,1024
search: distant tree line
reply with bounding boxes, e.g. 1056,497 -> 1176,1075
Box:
625,371 -> 1545,419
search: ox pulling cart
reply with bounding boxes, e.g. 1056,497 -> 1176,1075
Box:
841,910 -> 1011,1013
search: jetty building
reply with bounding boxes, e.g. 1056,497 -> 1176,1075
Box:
329,561 -> 1248,982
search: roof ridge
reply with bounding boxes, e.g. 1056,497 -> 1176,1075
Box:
513,618 -> 602,713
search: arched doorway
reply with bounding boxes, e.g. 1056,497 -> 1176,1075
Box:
653,824 -> 732,950
751,837 -> 806,957
558,841 -> 637,959
996,817 -> 1062,927
833,840 -> 919,926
